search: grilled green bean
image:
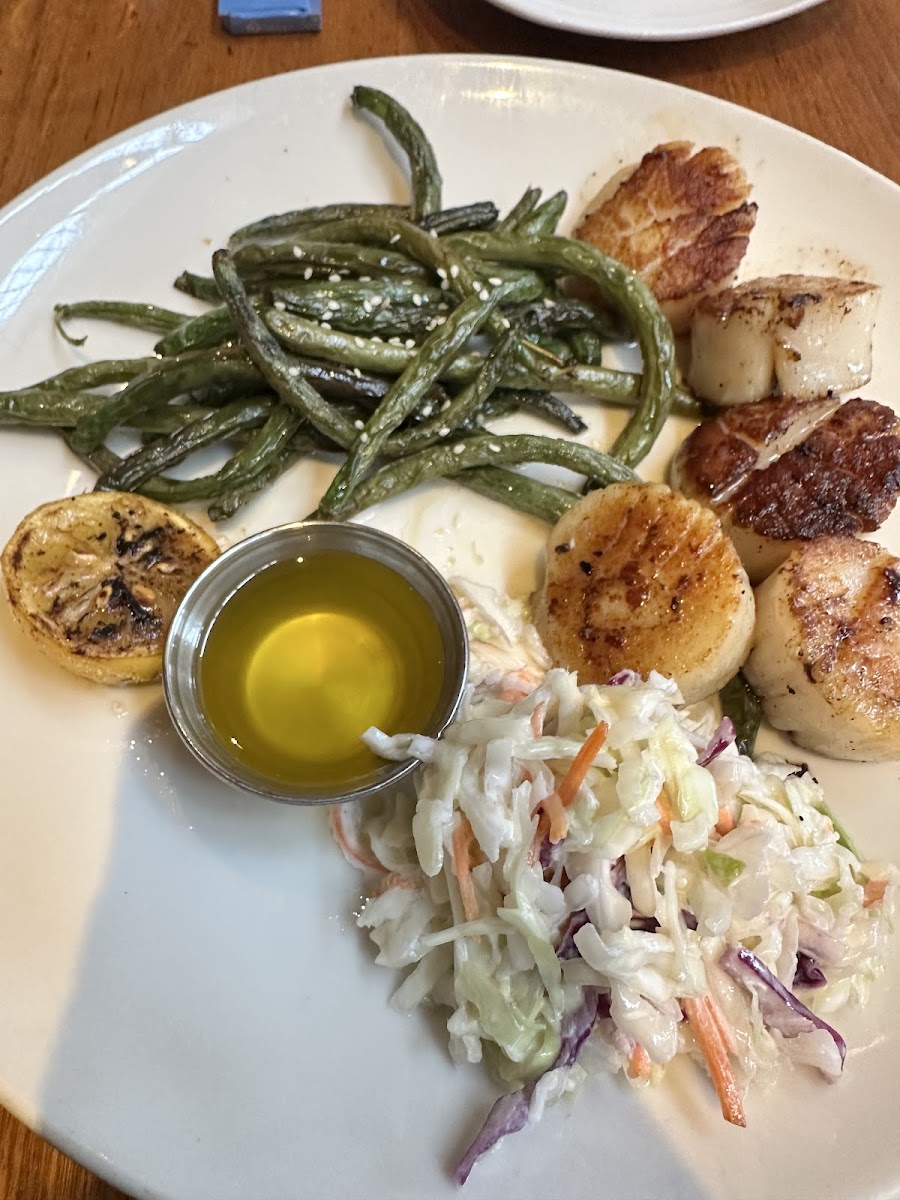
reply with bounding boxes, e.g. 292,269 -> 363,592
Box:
331,432 -> 637,518
27,357 -> 161,392
0,391 -> 111,427
212,251 -> 357,451
517,191 -> 567,237
510,298 -> 621,342
272,292 -> 446,340
529,334 -> 573,362
387,319 -> 524,456
352,85 -> 442,219
217,404 -> 302,484
17,87 -> 699,536
499,389 -> 587,435
264,310 -> 424,374
208,446 -> 308,521
97,397 -> 274,491
70,349 -> 263,453
54,301 -> 188,345
62,434 -> 121,478
318,285 -> 513,515
156,307 -> 236,356
275,277 -> 447,309
459,466 -> 577,523
229,203 -> 410,249
157,305 -> 402,406
496,187 -> 542,233
174,271 -> 229,302
127,406 -> 217,435
233,239 -> 430,281
454,233 -> 677,467
252,216 -> 634,417
229,201 -> 497,253
719,672 -> 762,758
569,329 -> 605,365
264,307 -> 689,411
419,202 -> 498,235
121,407 -> 303,506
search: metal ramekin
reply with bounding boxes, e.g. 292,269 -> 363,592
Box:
163,521 -> 468,805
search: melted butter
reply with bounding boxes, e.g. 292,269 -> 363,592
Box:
199,552 -> 445,787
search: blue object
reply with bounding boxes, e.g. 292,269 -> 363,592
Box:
218,0 -> 322,34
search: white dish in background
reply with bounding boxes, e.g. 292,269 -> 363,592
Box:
0,54 -> 898,1200
485,0 -> 828,40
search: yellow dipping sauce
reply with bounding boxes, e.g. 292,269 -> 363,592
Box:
199,551 -> 445,788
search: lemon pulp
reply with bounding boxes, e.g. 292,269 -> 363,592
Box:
199,552 -> 445,787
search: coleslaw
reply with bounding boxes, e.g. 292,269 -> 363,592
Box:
331,585 -> 897,1183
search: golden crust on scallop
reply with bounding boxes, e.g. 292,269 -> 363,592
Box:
670,396 -> 900,584
744,536 -> 900,761
576,142 -> 757,332
534,482 -> 754,705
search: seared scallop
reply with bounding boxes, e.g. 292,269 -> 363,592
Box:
744,536 -> 900,761
534,482 -> 754,704
688,275 -> 880,406
576,142 -> 757,333
671,395 -> 900,584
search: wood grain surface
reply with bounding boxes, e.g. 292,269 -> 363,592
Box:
0,0 -> 897,1196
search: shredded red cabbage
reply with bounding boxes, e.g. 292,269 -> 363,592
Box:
793,951 -> 828,990
681,908 -> 699,931
607,669 -> 641,686
454,989 -> 601,1185
556,909 -> 590,959
538,835 -> 554,873
555,987 -> 602,1068
720,944 -> 846,1074
698,717 -> 736,767
610,856 -> 628,895
630,915 -> 659,932
454,1093 -> 529,1186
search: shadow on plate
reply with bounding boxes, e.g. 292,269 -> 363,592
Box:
32,693 -> 705,1200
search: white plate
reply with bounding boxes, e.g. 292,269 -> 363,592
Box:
1,54 -> 898,1200
485,0 -> 828,40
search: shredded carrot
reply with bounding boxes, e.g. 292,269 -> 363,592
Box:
626,1041 -> 652,1081
716,806 -> 736,836
656,785 -> 673,834
681,995 -> 746,1128
499,669 -> 535,703
542,790 -> 569,844
374,871 -> 420,896
557,721 -> 609,807
330,806 -> 388,874
530,701 -> 547,740
864,878 -> 889,908
540,720 -> 609,844
528,809 -> 551,867
704,989 -> 738,1056
452,815 -> 480,922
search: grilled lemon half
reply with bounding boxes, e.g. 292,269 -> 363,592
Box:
1,492 -> 220,684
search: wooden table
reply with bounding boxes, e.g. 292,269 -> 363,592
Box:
0,0 -> 896,1195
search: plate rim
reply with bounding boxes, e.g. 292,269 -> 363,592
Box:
1,50 -> 898,1200
2,49 -> 897,241
482,0 -> 829,40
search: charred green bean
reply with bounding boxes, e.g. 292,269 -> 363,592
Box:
332,432 -> 637,518
96,397 -> 274,492
54,301 -> 188,346
351,86 -> 442,219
